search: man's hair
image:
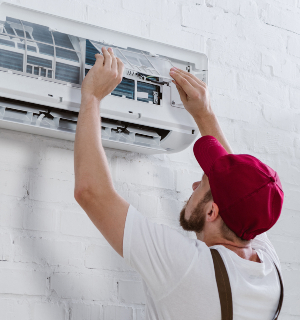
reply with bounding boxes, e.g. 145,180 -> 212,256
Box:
206,189 -> 250,245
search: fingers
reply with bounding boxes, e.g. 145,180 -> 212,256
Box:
95,53 -> 104,65
117,57 -> 124,83
172,69 -> 202,90
170,71 -> 197,98
108,47 -> 117,73
107,47 -> 124,82
102,46 -> 112,69
172,68 -> 207,88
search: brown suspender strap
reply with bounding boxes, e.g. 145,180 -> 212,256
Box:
210,249 -> 233,320
210,248 -> 284,320
273,263 -> 284,320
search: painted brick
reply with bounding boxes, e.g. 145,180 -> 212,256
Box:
122,0 -> 162,19
32,302 -> 65,320
37,146 -> 74,180
261,51 -> 283,78
281,268 -> 300,296
284,187 -> 300,211
268,235 -> 300,264
166,147 -> 193,165
175,168 -> 202,193
14,237 -> 85,267
29,176 -> 76,204
118,280 -> 146,304
207,38 -> 262,73
137,194 -> 159,218
0,168 -> 28,198
290,87 -> 300,109
86,4 -> 143,37
60,210 -> 106,240
0,137 -> 37,169
262,105 -> 296,132
136,308 -> 146,320
281,296 -> 300,316
236,71 -> 289,108
158,198 -> 184,221
0,269 -> 47,295
182,5 -> 237,38
0,198 -> 24,229
85,244 -> 132,271
288,35 -> 300,58
15,0 -> 87,22
262,4 -> 300,35
0,233 -> 12,261
23,205 -> 57,232
70,303 -> 101,320
115,158 -> 174,190
208,65 -> 237,91
294,137 -> 300,158
205,0 -> 240,15
270,209 -> 300,238
275,160 -> 300,185
103,305 -> 133,320
0,299 -> 30,320
214,94 -> 261,123
236,17 -> 287,53
51,272 -> 114,300
149,22 -> 205,52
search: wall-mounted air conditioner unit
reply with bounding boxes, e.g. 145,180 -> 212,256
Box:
0,3 -> 208,154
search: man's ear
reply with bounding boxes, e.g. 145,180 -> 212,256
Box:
206,202 -> 219,222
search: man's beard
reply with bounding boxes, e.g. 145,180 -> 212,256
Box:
179,198 -> 206,233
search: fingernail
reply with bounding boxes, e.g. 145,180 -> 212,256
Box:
170,71 -> 174,75
171,67 -> 177,71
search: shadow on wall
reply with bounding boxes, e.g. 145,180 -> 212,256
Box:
0,131 -> 144,319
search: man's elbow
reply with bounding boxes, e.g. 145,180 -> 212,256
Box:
74,185 -> 91,205
74,184 -> 117,207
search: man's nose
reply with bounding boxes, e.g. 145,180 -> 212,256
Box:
192,181 -> 201,191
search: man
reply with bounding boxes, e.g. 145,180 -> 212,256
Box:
74,46 -> 284,319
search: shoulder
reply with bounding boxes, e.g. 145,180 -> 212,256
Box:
251,232 -> 281,271
124,205 -> 210,299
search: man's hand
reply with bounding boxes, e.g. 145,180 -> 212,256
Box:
170,67 -> 212,119
81,46 -> 124,103
170,67 -> 233,154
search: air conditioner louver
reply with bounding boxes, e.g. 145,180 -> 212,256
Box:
0,97 -> 170,151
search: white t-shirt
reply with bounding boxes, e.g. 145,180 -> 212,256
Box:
123,205 -> 282,320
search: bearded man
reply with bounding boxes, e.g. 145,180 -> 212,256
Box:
74,46 -> 284,320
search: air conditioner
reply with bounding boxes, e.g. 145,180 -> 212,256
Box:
0,3 -> 208,154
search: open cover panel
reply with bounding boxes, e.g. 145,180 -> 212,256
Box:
0,3 -> 208,154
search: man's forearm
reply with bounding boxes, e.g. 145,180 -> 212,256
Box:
74,96 -> 115,197
193,110 -> 234,154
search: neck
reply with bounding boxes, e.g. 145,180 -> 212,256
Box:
196,234 -> 260,263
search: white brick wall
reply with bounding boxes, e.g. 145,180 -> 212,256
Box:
0,0 -> 299,319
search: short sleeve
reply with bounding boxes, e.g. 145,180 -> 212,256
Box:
251,232 -> 281,271
123,205 -> 198,300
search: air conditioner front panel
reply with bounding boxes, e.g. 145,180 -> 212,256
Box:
0,3 -> 208,154
0,96 -> 194,155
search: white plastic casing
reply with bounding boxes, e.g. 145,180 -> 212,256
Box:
0,3 -> 208,154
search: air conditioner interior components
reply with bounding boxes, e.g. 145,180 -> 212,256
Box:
0,3 -> 208,154
0,97 -> 171,153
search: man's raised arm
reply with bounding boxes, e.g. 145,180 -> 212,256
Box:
169,68 -> 233,154
74,47 -> 129,257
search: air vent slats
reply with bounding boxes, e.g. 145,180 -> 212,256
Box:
0,97 -> 170,151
